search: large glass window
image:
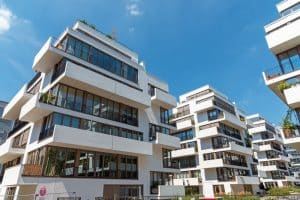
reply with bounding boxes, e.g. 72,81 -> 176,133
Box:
84,93 -> 94,115
160,107 -> 169,124
93,96 -> 100,116
27,146 -> 138,179
162,149 -> 177,168
60,35 -> 139,83
74,90 -> 83,112
207,109 -> 222,121
173,129 -> 194,141
43,83 -> 139,127
150,172 -> 173,194
66,87 -> 75,109
56,85 -> 68,107
39,113 -> 143,141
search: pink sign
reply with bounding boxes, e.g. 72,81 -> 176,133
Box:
39,186 -> 47,197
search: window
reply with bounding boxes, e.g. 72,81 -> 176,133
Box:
148,84 -> 155,96
150,172 -> 173,194
207,109 -> 222,121
176,105 -> 190,118
100,98 -> 108,118
83,93 -> 93,115
65,87 -> 75,109
149,124 -> 170,141
28,146 -> 138,179
93,96 -> 100,116
39,113 -> 143,141
107,100 -> 114,120
160,107 -> 169,124
45,83 -> 139,126
173,129 -> 194,141
5,187 -> 16,200
12,128 -> 30,148
56,85 -> 68,107
178,156 -> 197,168
213,185 -> 225,195
61,35 -> 139,83
74,90 -> 83,112
162,149 -> 176,168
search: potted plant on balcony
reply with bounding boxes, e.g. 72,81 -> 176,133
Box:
282,112 -> 296,138
40,92 -> 56,104
277,81 -> 291,93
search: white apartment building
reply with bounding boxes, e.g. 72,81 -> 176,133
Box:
286,147 -> 300,184
171,85 -> 260,198
246,114 -> 295,189
262,0 -> 300,149
0,20 -> 185,199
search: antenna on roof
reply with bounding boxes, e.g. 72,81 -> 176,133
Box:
111,28 -> 117,40
106,28 -> 117,40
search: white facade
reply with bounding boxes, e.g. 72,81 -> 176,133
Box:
262,0 -> 300,150
0,21 -> 184,199
246,114 -> 296,189
171,85 -> 259,198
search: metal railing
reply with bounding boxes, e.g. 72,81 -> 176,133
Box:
264,64 -> 300,80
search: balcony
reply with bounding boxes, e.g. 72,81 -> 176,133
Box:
32,37 -> 64,73
223,112 -> 246,129
173,177 -> 201,186
201,158 -> 248,169
171,147 -> 197,158
2,84 -> 32,120
151,88 -> 177,109
19,93 -> 52,122
202,141 -> 252,155
193,98 -> 215,113
197,126 -> 219,139
234,176 -> 259,185
39,125 -> 152,156
57,60 -> 150,108
176,117 -> 194,130
258,144 -> 281,152
265,9 -> 300,54
22,164 -> 43,176
7,121 -> 29,138
284,84 -> 300,108
157,185 -> 185,197
0,137 -> 25,163
258,165 -> 287,172
280,128 -> 300,150
151,132 -> 180,149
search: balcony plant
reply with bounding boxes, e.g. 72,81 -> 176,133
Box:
40,92 -> 56,104
282,112 -> 296,138
277,81 -> 291,93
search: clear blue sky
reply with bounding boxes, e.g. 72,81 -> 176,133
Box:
0,0 -> 288,125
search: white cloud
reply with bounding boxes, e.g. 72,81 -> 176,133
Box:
126,0 -> 143,16
0,2 -> 13,34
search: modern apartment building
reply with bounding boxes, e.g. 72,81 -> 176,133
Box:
262,0 -> 300,149
0,21 -> 184,199
171,85 -> 260,198
286,147 -> 300,184
246,114 -> 295,189
0,101 -> 12,144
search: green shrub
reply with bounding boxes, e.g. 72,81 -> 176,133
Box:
277,81 -> 291,92
221,195 -> 259,200
267,187 -> 290,196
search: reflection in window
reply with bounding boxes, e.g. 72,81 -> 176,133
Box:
44,83 -> 138,126
62,35 -> 138,83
